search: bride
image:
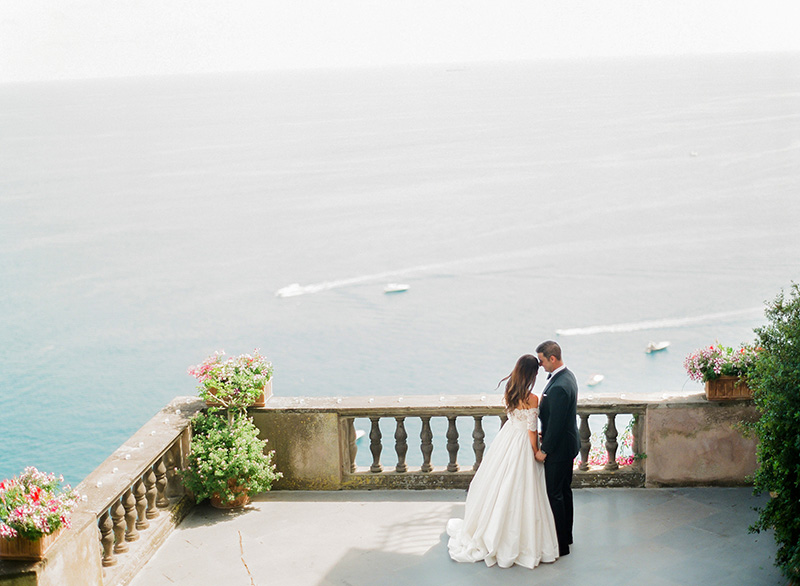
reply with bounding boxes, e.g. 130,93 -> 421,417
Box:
446,354 -> 559,569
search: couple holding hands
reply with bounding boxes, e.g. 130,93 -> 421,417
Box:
447,340 -> 580,569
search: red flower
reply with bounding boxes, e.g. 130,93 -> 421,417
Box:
28,486 -> 42,504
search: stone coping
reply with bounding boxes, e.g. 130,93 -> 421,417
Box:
250,391 -> 721,414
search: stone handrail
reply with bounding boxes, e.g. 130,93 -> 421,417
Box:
251,392 -> 758,490
251,394 -> 655,490
78,396 -> 205,585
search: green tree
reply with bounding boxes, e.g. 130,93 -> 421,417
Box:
748,283 -> 800,580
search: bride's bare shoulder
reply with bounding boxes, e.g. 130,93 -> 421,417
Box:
517,394 -> 539,410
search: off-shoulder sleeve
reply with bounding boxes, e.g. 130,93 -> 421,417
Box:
526,409 -> 537,432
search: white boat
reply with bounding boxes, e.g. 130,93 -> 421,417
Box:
384,283 -> 409,293
354,429 -> 366,441
275,283 -> 304,298
646,341 -> 670,353
586,374 -> 604,387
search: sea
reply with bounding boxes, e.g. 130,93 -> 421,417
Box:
1,53 -> 799,485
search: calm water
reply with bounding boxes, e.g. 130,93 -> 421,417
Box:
1,54 -> 799,485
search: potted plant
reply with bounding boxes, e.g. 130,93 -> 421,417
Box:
188,350 -> 274,408
684,343 -> 758,400
0,467 -> 82,560
182,411 -> 282,508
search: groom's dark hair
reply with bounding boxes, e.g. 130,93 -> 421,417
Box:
536,340 -> 562,361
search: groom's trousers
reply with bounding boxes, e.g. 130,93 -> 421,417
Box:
544,459 -> 574,556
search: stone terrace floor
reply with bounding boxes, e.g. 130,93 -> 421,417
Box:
130,487 -> 786,586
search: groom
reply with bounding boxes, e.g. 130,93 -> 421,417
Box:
534,340 -> 580,557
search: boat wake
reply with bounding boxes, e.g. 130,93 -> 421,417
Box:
274,249 -> 543,298
556,307 -> 762,336
275,264 -> 440,297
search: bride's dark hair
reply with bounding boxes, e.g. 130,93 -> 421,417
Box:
498,354 -> 539,410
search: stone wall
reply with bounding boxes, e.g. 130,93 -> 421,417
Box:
250,410 -> 343,490
644,394 -> 758,487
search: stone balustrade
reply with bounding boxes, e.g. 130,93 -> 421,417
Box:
78,396 -> 205,585
0,397 -> 206,586
1,391 -> 758,585
251,394 -> 651,490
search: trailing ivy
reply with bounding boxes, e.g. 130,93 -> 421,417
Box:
747,283 -> 800,581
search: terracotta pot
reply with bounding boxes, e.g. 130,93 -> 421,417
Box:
0,527 -> 63,561
210,491 -> 250,509
205,379 -> 272,408
705,376 -> 752,401
209,480 -> 250,509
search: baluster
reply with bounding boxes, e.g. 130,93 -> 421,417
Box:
166,441 -> 183,496
420,417 -> 433,473
134,478 -> 149,530
99,510 -> 116,567
111,498 -> 128,554
347,418 -> 357,473
472,416 -> 485,471
579,414 -> 591,471
499,414 -> 508,427
144,467 -> 159,519
154,456 -> 169,508
123,487 -> 139,541
369,417 -> 383,473
446,416 -> 459,472
395,417 -> 408,473
604,414 -> 619,471
632,413 -> 643,469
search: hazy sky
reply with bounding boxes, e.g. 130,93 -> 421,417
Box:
1,0 -> 798,83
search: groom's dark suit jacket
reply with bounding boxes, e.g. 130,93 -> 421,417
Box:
539,368 -> 580,463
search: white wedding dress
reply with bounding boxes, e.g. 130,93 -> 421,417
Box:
446,407 -> 559,569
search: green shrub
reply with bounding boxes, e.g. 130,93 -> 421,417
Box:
748,283 -> 800,581
182,410 -> 281,503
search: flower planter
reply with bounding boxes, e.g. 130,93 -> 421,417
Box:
210,480 -> 250,509
705,375 -> 752,401
0,527 -> 63,561
205,379 -> 272,408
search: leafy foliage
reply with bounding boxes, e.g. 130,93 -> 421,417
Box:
182,410 -> 281,504
747,284 -> 800,580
